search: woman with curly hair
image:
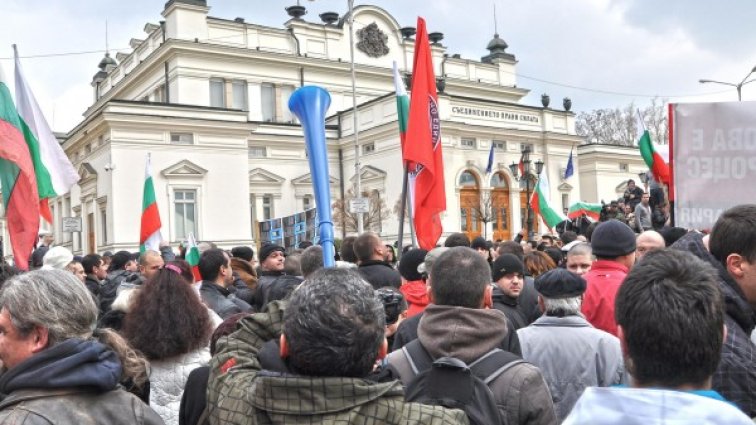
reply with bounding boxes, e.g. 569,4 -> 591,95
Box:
524,251 -> 557,278
122,263 -> 213,425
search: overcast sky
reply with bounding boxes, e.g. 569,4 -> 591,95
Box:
1,0 -> 755,133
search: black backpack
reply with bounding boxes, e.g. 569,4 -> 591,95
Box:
399,339 -> 523,425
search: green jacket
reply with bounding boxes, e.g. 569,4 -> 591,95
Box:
207,301 -> 469,425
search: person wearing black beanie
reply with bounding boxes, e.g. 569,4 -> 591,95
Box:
397,248 -> 428,317
254,243 -> 286,311
491,254 -> 528,331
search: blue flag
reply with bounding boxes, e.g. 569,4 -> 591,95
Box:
564,146 -> 574,179
485,143 -> 495,174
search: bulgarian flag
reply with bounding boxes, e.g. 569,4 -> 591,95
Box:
185,233 -> 201,282
392,61 -> 409,147
139,154 -> 162,253
403,17 -> 446,250
638,129 -> 670,185
14,46 -> 79,225
568,202 -> 602,221
530,167 -> 566,229
0,66 -> 40,269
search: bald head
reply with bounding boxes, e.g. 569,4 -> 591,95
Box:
636,230 -> 665,261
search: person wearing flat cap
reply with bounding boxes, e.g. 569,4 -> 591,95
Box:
580,219 -> 636,336
516,268 -> 625,422
491,254 -> 529,331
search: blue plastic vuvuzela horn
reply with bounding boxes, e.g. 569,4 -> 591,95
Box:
288,86 -> 335,267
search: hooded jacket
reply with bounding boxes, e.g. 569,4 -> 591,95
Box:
387,305 -> 557,425
671,231 -> 756,417
400,279 -> 429,317
563,387 -> 752,425
206,301 -> 469,425
358,260 -> 402,289
0,338 -> 164,424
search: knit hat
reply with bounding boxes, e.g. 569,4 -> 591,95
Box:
491,254 -> 525,282
41,246 -> 74,270
535,268 -> 586,299
470,236 -> 488,251
259,243 -> 285,263
231,246 -> 255,262
417,247 -> 450,276
398,248 -> 428,281
591,219 -> 636,258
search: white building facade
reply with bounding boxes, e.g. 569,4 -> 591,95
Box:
21,0 -> 641,256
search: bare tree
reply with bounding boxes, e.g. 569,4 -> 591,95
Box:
469,190 -> 495,239
576,98 -> 668,146
332,189 -> 391,235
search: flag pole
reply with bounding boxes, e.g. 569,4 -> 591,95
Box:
397,165 -> 408,259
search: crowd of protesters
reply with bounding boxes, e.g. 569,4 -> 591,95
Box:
0,203 -> 753,424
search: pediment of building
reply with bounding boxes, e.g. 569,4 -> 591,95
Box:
291,173 -> 339,186
249,168 -> 285,184
161,160 -> 208,178
78,162 -> 97,183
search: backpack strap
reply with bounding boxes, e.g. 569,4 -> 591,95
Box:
469,348 -> 525,385
402,339 -> 435,375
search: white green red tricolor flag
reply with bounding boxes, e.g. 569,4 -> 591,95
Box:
392,61 -> 409,147
403,17 -> 446,250
530,167 -> 566,229
568,202 -> 602,221
638,129 -> 670,185
185,232 -> 201,282
14,46 -> 79,226
139,154 -> 162,253
0,65 -> 39,269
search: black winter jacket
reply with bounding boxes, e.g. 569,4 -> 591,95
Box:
358,260 -> 401,289
672,231 -> 756,417
199,281 -> 252,320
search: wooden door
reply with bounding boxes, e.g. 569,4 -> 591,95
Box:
87,213 -> 95,254
520,191 -> 540,236
491,189 -> 511,241
460,189 -> 482,240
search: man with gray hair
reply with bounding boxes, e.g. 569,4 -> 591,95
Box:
207,268 -> 467,424
0,270 -> 163,423
517,268 -> 624,422
300,245 -> 324,280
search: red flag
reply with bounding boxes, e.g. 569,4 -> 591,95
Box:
403,17 -> 445,250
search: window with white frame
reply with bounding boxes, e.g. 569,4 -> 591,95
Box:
562,193 -> 570,211
363,142 -> 375,154
261,83 -> 276,122
262,195 -> 273,220
520,142 -> 535,153
619,162 -> 629,172
492,140 -> 506,151
170,132 -> 194,145
210,78 -> 225,108
249,146 -> 267,158
303,195 -> 312,210
174,189 -> 197,240
461,138 -> 476,149
231,80 -> 248,111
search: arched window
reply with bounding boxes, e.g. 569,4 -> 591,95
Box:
459,170 -> 478,188
491,172 -> 509,189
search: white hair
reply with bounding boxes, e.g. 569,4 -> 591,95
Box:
543,296 -> 583,316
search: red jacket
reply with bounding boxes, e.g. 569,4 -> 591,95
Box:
400,280 -> 429,318
580,260 -> 629,336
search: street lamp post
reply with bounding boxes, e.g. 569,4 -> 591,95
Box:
509,148 -> 544,240
699,65 -> 756,101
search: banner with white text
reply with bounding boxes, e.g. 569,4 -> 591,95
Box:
672,101 -> 756,229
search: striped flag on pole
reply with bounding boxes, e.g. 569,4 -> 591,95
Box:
139,153 -> 162,253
